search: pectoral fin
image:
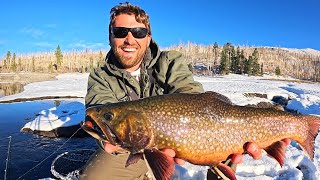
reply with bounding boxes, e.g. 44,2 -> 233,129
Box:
143,148 -> 175,180
211,162 -> 237,180
125,153 -> 143,168
264,140 -> 287,166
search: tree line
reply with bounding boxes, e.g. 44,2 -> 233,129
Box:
169,42 -> 319,82
1,43 -> 319,82
0,46 -> 106,73
217,43 -> 283,76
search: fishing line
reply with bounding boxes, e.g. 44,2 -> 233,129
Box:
4,136 -> 12,180
0,132 -> 21,141
0,132 -> 44,149
16,127 -> 82,180
0,132 -> 34,150
0,136 -> 11,141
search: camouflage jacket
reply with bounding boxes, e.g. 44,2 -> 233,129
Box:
85,40 -> 204,108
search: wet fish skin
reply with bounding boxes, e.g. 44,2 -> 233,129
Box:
83,91 -> 320,179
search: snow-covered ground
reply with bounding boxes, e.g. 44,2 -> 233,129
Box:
1,73 -> 320,179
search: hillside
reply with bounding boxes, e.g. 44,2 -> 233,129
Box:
168,43 -> 320,81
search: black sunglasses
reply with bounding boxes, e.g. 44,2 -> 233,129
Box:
111,27 -> 149,39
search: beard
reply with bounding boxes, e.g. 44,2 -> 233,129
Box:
112,44 -> 146,69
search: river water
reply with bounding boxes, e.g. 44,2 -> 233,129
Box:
0,100 -> 97,179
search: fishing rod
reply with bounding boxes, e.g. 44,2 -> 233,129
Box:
4,136 -> 12,180
16,127 -> 82,180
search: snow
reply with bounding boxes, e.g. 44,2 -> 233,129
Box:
259,47 -> 320,57
22,100 -> 85,131
281,47 -> 320,57
1,73 -> 320,179
0,73 -> 88,101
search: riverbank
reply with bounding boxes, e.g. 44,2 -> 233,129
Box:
0,73 -> 88,103
0,72 -> 58,84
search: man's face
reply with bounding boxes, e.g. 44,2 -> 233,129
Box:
110,14 -> 151,72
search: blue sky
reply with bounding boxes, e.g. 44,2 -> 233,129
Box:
1,0 -> 319,58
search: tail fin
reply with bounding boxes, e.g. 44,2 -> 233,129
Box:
301,115 -> 320,160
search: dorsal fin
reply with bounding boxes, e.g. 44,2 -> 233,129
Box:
143,148 -> 175,180
205,91 -> 233,104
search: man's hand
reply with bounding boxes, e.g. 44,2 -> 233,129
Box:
104,142 -> 185,165
104,142 -> 186,165
104,138 -> 291,166
104,141 -> 127,154
230,138 -> 291,164
161,148 -> 185,165
161,138 -> 291,167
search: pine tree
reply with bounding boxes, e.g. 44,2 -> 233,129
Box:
230,46 -> 237,73
5,51 -> 11,70
18,57 -> 22,71
55,45 -> 63,68
220,50 -> 228,74
239,50 -> 246,74
213,42 -> 219,66
89,56 -> 94,70
220,43 -> 233,75
212,42 -> 219,74
244,56 -> 253,75
97,50 -> 105,67
314,60 -> 320,82
2,59 -> 6,71
232,46 -> 241,74
48,61 -> 54,73
275,66 -> 281,76
99,50 -> 104,61
251,48 -> 260,76
32,56 -> 35,72
11,53 -> 17,71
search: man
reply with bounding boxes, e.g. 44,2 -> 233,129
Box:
81,2 -> 289,180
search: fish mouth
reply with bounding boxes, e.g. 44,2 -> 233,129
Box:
81,115 -> 121,146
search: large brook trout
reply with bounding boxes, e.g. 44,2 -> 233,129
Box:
82,91 -> 320,180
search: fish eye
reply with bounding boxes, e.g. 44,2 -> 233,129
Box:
104,112 -> 114,121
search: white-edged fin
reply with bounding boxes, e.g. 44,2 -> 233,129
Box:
211,163 -> 236,180
264,140 -> 287,166
143,148 -> 175,180
125,152 -> 143,168
143,152 -> 156,180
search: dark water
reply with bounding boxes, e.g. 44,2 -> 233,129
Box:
0,100 -> 97,180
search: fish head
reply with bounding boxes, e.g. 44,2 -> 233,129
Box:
82,104 -> 153,153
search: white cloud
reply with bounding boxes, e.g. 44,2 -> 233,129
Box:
68,41 -> 105,49
20,27 -> 45,38
46,24 -> 57,28
33,42 -> 54,47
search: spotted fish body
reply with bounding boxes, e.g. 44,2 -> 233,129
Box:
83,91 -> 320,179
